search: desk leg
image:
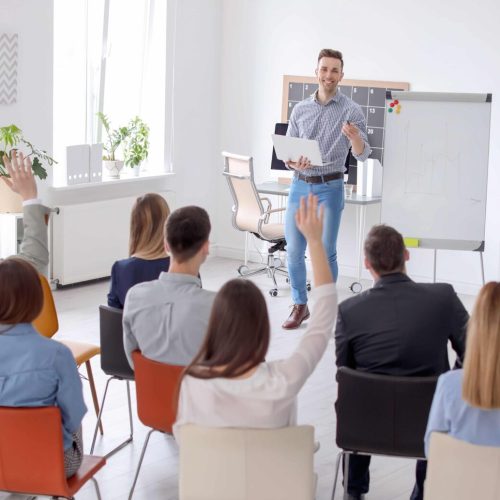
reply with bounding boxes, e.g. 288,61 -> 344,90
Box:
357,205 -> 366,283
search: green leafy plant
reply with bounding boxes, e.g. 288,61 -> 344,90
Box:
97,112 -> 130,161
0,124 -> 56,180
123,117 -> 149,167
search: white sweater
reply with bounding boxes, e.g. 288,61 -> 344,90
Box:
173,283 -> 337,441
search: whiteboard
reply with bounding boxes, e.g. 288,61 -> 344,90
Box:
381,92 -> 491,251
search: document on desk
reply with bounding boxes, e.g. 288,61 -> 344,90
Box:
272,134 -> 324,166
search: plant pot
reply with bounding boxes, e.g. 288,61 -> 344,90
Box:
103,160 -> 124,179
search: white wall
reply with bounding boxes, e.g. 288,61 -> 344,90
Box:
217,0 -> 500,293
0,0 -> 53,201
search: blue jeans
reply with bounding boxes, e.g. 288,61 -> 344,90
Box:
284,177 -> 344,304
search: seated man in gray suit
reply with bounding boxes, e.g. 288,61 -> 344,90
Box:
123,206 -> 216,367
335,224 -> 469,500
1,151 -> 49,275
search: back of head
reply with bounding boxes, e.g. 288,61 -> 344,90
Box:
185,279 -> 270,379
462,281 -> 500,409
166,206 -> 211,264
0,257 -> 43,324
129,193 -> 170,259
364,224 -> 405,275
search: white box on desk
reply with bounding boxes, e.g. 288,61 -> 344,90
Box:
357,158 -> 382,197
66,145 -> 90,185
89,144 -> 103,183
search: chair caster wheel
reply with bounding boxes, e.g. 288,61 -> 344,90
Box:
350,282 -> 362,294
306,283 -> 312,292
285,277 -> 290,284
238,265 -> 249,276
269,289 -> 278,297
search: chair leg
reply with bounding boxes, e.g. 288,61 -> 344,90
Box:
90,377 -> 134,458
104,380 -> 134,459
92,476 -> 102,500
85,360 -> 104,435
128,428 -> 156,499
342,452 -> 350,500
90,376 -> 114,454
331,451 -> 343,500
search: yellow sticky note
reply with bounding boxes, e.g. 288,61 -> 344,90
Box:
404,237 -> 420,248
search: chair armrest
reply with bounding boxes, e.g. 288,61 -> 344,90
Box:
222,171 -> 250,180
260,197 -> 272,211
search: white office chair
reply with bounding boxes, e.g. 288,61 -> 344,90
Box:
178,424 -> 316,500
222,151 -> 290,297
424,432 -> 500,500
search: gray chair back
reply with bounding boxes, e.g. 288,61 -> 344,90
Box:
99,305 -> 134,380
336,367 -> 438,458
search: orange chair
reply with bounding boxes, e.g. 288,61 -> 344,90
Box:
33,274 -> 103,434
0,406 -> 105,499
128,350 -> 184,499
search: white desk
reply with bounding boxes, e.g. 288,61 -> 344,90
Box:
256,181 -> 381,292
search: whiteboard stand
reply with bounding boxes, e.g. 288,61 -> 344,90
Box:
432,249 -> 485,286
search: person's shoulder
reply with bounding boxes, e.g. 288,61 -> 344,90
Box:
126,275 -> 162,301
338,287 -> 373,312
416,281 -> 456,298
437,369 -> 463,398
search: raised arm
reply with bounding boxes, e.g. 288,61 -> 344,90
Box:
1,151 -> 49,275
276,194 -> 337,393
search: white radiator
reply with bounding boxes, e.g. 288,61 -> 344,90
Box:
51,193 -> 171,285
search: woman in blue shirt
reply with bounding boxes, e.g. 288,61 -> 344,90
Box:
108,193 -> 171,309
0,257 -> 87,477
425,281 -> 500,455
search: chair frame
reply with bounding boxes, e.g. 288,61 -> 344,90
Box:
128,350 -> 184,499
331,367 -> 438,500
222,151 -> 290,296
90,305 -> 134,459
0,406 -> 105,500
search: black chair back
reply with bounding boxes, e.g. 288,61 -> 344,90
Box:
336,367 -> 438,458
99,305 -> 134,380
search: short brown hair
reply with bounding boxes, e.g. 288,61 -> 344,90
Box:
129,193 -> 170,259
462,282 -> 500,409
165,206 -> 211,263
183,279 -> 270,380
0,257 -> 43,324
364,224 -> 405,275
317,48 -> 344,70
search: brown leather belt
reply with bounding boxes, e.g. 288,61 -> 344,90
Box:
296,171 -> 343,184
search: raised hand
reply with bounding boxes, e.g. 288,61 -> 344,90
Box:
1,150 -> 37,201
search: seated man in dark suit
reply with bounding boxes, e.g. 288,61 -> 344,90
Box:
335,224 -> 469,500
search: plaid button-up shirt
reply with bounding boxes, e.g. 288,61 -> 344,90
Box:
287,90 -> 371,176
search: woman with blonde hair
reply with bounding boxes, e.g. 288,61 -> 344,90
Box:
108,193 -> 170,308
425,281 -> 500,454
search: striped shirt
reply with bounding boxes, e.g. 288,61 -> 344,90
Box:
287,90 -> 371,176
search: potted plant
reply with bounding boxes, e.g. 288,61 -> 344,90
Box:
96,112 -> 130,179
0,125 -> 56,212
123,117 -> 150,175
0,124 -> 56,180
97,113 -> 150,178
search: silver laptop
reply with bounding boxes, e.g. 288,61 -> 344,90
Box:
272,134 -> 324,166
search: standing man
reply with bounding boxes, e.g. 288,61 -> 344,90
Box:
282,49 -> 371,329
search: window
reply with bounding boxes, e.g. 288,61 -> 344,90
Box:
53,0 -> 168,186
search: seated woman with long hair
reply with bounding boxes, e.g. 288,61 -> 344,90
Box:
425,281 -> 500,454
108,193 -> 171,309
174,194 -> 336,437
0,257 -> 87,477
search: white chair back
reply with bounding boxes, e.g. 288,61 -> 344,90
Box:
179,425 -> 315,500
424,432 -> 500,500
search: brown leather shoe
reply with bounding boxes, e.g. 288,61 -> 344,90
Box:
282,304 -> 310,329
